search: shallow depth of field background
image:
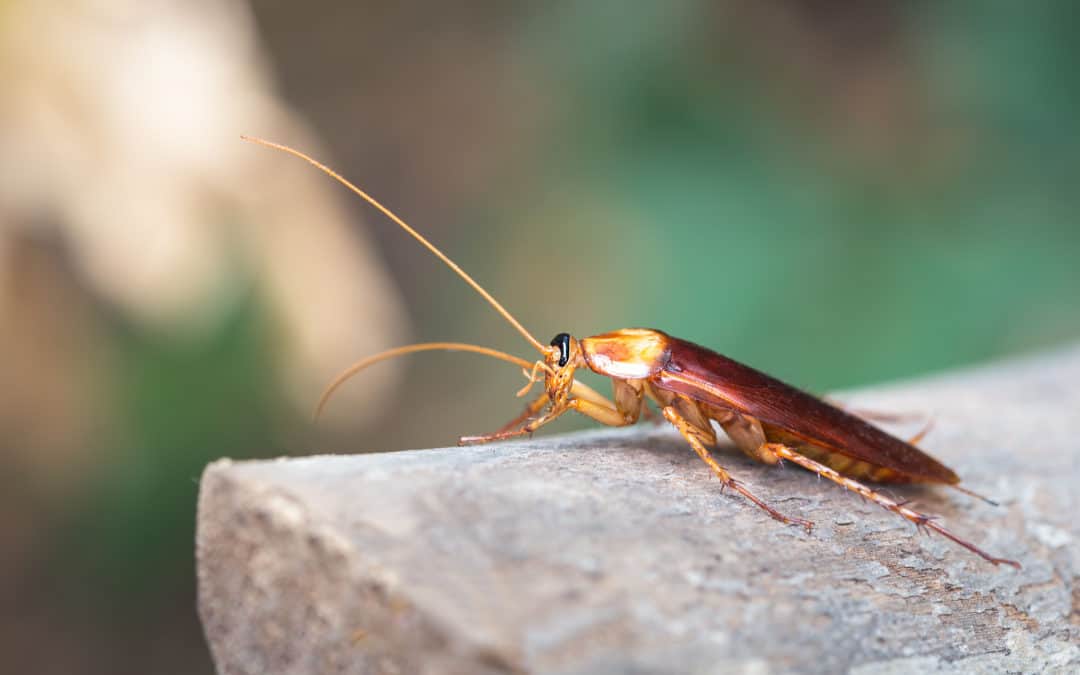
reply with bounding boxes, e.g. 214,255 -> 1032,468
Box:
2,1 -> 1078,672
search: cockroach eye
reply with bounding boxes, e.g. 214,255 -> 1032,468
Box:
550,333 -> 571,367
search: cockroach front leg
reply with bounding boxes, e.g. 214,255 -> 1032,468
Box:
663,403 -> 814,532
460,379 -> 641,445
459,390 -> 555,445
495,392 -> 551,434
459,397 -> 623,445
762,442 -> 1020,568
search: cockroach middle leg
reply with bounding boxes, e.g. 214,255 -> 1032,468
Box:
663,404 -> 814,532
762,443 -> 1020,568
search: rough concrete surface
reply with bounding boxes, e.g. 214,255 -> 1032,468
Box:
198,346 -> 1080,674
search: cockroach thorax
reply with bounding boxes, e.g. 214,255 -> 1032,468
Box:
580,328 -> 672,380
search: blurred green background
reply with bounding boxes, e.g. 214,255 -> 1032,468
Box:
2,1 -> 1078,672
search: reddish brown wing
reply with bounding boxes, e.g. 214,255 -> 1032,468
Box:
651,333 -> 959,484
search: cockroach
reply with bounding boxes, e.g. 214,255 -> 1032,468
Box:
243,135 -> 1020,569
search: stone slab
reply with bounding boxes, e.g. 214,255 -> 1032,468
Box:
198,346 -> 1080,674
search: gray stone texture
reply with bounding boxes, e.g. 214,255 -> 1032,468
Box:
198,346 -> 1080,674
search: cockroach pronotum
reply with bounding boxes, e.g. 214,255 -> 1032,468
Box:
243,135 -> 1020,569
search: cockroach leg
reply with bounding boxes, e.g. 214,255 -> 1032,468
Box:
712,410 -> 782,467
571,380 -> 622,412
460,394 -> 632,445
951,484 -> 1000,507
464,378 -> 635,444
493,391 -> 550,434
823,396 -> 923,424
515,361 -> 546,398
459,392 -> 558,445
569,396 -> 636,427
458,426 -> 535,446
905,417 -> 936,446
762,443 -> 1020,568
663,406 -> 814,533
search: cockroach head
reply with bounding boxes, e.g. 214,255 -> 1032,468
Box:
548,332 -> 577,368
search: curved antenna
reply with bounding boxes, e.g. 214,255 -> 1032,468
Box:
314,342 -> 552,420
242,136 -> 547,355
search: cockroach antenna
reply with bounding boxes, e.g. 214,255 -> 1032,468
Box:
313,342 -> 546,421
240,136 -> 549,356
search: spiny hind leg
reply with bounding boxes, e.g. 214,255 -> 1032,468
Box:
663,403 -> 813,532
762,442 -> 1020,568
